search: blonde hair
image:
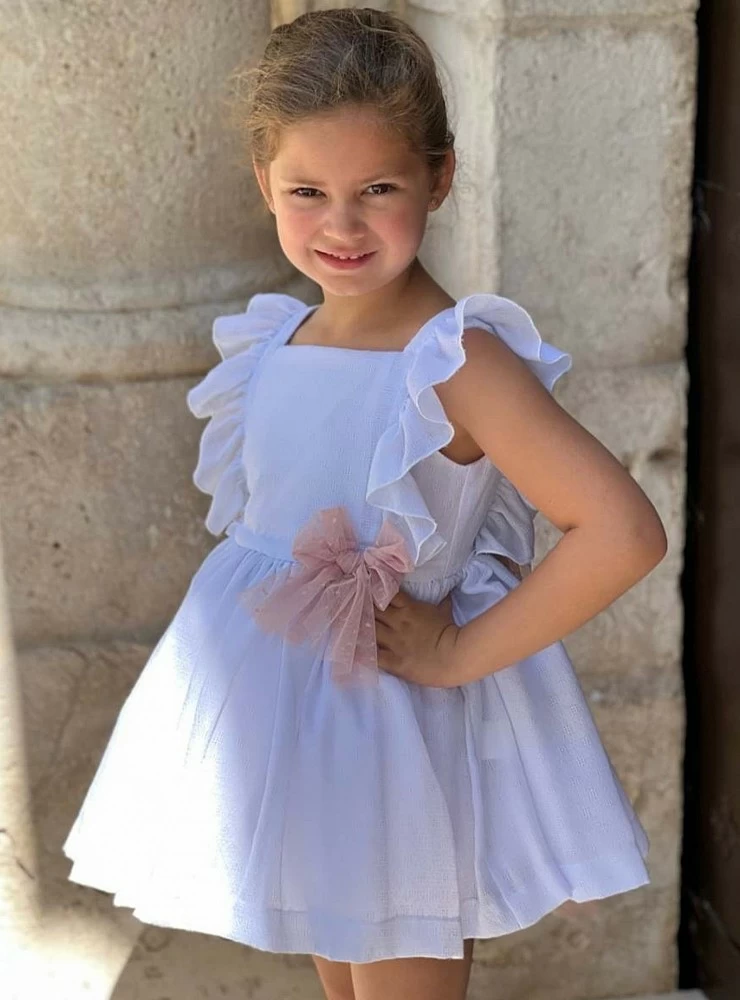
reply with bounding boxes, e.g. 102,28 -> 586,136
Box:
231,7 -> 454,174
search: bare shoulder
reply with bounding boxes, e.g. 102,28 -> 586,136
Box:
435,325 -> 550,411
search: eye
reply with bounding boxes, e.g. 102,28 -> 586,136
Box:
366,183 -> 396,196
291,187 -> 322,198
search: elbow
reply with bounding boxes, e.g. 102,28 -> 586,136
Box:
623,504 -> 668,578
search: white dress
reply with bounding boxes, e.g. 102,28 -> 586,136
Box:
63,292 -> 649,962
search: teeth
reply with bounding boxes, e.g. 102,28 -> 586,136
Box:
325,252 -> 367,260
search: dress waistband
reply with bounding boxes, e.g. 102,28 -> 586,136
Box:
227,520 -> 406,566
226,519 -> 521,584
227,520 -> 470,588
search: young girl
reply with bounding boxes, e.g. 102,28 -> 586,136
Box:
63,8 -> 667,1000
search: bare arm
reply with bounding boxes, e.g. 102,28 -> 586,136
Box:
434,327 -> 667,685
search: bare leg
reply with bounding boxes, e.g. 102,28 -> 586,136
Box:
312,954 -> 356,1000
351,938 -> 474,1000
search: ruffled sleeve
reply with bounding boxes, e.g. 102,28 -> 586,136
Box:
367,293 -> 572,567
186,293 -> 304,536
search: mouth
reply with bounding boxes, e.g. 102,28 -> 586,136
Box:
314,249 -> 377,270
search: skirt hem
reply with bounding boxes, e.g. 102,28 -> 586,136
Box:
63,848 -> 650,964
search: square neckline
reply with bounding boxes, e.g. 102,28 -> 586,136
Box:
275,301 -> 491,472
278,301 -> 457,357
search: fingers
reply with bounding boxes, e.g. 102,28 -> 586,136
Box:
374,620 -> 395,645
374,604 -> 404,629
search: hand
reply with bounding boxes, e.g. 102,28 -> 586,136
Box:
374,590 -> 462,687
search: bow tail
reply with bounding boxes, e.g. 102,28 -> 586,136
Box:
326,574 -> 380,687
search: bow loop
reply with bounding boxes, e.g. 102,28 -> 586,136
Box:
240,507 -> 414,685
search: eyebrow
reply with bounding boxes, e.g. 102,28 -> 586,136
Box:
278,171 -> 409,187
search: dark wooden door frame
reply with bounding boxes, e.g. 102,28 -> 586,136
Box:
681,2 -> 740,995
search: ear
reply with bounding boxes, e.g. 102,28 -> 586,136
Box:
429,148 -> 456,211
252,159 -> 275,214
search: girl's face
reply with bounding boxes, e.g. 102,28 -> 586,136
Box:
253,106 -> 454,299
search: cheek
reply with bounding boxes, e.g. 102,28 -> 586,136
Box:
379,203 -> 428,249
274,207 -> 315,251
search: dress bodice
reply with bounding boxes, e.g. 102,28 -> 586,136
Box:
186,292 -> 572,587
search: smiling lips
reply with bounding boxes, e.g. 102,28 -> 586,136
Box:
315,249 -> 377,270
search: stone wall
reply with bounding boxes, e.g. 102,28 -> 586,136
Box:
0,1 -> 696,997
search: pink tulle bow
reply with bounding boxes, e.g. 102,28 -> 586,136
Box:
240,507 -> 414,686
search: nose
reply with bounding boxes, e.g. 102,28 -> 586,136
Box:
321,201 -> 366,244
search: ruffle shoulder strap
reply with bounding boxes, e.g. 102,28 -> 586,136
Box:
186,293 -> 305,535
367,293 -> 572,567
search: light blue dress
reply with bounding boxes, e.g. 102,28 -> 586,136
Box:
63,292 -> 650,963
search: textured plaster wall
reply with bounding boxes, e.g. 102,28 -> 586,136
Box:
0,1 -> 695,997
